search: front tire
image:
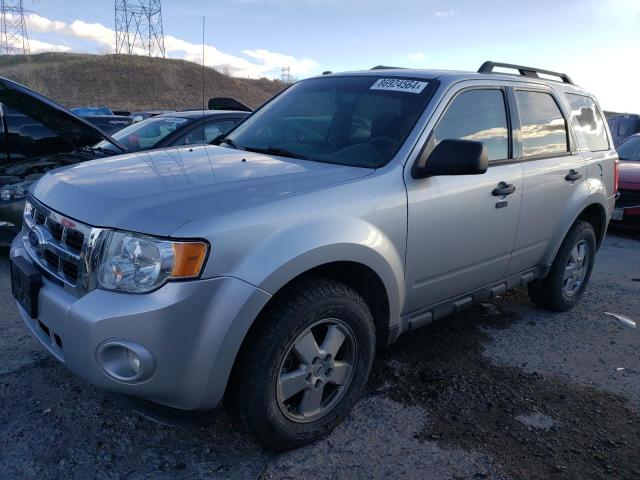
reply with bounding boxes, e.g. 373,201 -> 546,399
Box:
227,277 -> 375,451
528,220 -> 597,312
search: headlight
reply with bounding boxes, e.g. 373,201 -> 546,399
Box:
1,183 -> 27,201
97,231 -> 208,293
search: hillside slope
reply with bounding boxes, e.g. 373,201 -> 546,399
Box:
0,53 -> 286,111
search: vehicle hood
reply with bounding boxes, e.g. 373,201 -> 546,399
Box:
0,76 -> 123,150
619,160 -> 640,186
32,145 -> 374,236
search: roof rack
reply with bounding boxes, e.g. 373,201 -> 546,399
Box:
478,61 -> 574,85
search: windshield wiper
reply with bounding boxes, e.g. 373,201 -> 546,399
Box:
218,138 -> 244,150
243,146 -> 308,160
80,146 -> 121,156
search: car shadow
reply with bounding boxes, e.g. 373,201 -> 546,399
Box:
367,293 -> 640,480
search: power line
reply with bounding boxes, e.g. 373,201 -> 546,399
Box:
114,0 -> 165,57
0,0 -> 30,55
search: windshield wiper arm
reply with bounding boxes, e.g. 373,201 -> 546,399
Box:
219,138 -> 244,150
243,146 -> 308,160
80,146 -> 120,156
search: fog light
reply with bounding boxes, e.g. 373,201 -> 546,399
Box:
96,340 -> 155,383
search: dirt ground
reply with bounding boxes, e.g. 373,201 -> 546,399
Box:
0,229 -> 638,480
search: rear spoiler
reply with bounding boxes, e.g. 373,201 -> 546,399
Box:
207,97 -> 253,112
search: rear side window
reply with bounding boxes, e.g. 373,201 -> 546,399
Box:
618,119 -> 639,138
515,91 -> 568,158
565,94 -> 609,152
429,89 -> 509,161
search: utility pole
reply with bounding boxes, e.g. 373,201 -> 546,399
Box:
115,0 -> 165,57
0,0 -> 30,55
281,65 -> 292,84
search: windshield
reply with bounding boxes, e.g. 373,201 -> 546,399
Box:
617,135 -> 640,161
225,76 -> 435,168
96,116 -> 193,152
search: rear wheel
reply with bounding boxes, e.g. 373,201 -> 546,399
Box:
528,220 -> 596,312
227,277 -> 375,451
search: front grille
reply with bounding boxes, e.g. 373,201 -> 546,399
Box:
22,197 -> 105,297
616,189 -> 640,209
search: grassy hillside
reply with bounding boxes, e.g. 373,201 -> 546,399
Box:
0,52 -> 286,111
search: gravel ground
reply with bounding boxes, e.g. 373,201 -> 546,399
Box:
0,229 -> 638,480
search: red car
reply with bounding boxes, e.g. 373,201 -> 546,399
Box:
613,133 -> 640,226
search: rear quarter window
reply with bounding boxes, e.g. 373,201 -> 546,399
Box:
565,94 -> 609,152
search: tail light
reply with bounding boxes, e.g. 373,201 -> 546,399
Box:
614,158 -> 620,193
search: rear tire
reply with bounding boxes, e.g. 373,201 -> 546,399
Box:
227,276 -> 375,451
528,220 -> 596,312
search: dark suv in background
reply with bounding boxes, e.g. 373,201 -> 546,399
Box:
606,114 -> 640,146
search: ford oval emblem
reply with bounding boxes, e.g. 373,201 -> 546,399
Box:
28,226 -> 48,251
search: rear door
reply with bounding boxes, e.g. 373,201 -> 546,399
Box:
506,87 -> 589,274
404,85 -> 523,312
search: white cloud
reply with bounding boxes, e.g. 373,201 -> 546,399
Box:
408,52 -> 427,61
19,13 -> 318,79
434,9 -> 455,17
29,38 -> 72,53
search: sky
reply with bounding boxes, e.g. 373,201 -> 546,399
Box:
10,0 -> 640,112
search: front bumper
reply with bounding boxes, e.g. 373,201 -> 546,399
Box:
10,236 -> 271,410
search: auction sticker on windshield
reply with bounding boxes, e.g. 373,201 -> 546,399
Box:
370,78 -> 428,94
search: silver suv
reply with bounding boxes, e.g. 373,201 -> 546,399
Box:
10,62 -> 618,450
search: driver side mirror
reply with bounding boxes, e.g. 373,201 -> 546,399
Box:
412,139 -> 488,178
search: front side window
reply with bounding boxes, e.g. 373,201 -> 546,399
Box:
225,76 -> 435,168
516,91 -> 568,158
616,135 -> 640,161
426,89 -> 509,162
565,94 -> 609,152
174,120 -> 237,146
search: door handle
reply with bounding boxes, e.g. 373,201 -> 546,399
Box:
565,169 -> 583,181
492,182 -> 516,196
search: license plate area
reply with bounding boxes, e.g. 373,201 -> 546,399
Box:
611,208 -> 624,221
11,256 -> 42,318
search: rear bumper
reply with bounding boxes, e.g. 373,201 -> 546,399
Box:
10,236 -> 271,410
613,187 -> 640,226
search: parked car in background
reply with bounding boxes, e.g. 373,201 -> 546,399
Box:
131,110 -> 175,122
72,106 -> 137,134
79,114 -> 135,135
0,77 -> 127,243
10,62 -> 617,450
71,106 -> 114,117
0,76 -> 249,243
606,114 -> 640,146
612,133 -> 640,226
93,109 -> 249,154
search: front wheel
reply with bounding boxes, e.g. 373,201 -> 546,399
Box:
227,277 -> 375,451
528,220 -> 597,312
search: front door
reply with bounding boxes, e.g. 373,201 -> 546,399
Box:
404,86 -> 523,313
